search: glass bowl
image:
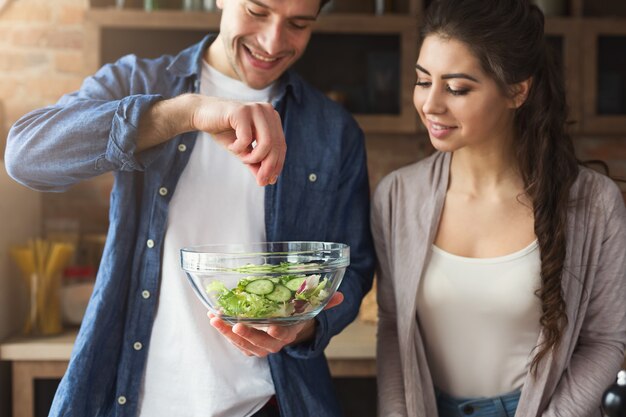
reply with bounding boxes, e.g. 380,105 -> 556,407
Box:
181,241 -> 350,326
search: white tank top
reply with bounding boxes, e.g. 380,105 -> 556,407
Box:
138,62 -> 277,417
417,240 -> 542,398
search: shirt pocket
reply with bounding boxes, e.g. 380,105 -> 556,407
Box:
276,164 -> 337,240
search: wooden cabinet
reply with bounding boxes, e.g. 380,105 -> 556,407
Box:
84,0 -> 626,135
1,321 -> 375,417
85,0 -> 422,133
581,20 -> 626,134
545,0 -> 626,134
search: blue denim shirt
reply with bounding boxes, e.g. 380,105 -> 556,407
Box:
5,35 -> 375,417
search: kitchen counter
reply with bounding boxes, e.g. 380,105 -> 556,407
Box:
0,319 -> 376,363
0,320 -> 376,417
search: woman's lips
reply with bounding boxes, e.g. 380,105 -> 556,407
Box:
427,120 -> 457,139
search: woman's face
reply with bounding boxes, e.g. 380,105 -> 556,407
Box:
414,34 -> 518,153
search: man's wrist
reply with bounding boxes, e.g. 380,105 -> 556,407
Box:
137,93 -> 198,152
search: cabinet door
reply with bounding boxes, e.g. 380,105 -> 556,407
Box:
582,20 -> 626,134
302,15 -> 418,133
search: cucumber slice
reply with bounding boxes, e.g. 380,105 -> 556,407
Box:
244,279 -> 275,295
285,277 -> 306,292
266,285 -> 292,302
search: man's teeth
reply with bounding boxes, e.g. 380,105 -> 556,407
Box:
249,50 -> 278,62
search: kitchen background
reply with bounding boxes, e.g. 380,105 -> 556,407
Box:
1,0 -> 625,416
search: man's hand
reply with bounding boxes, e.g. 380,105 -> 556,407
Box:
208,292 -> 344,357
137,94 -> 286,187
191,96 -> 286,186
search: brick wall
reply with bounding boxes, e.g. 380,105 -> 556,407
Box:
0,0 -> 87,155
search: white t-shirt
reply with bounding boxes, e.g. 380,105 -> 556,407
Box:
138,61 -> 277,417
417,240 -> 542,398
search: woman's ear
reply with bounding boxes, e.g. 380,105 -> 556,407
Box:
509,78 -> 532,109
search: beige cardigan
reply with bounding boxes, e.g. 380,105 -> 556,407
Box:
371,151 -> 626,417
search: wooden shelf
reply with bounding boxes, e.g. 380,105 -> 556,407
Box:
86,9 -> 415,31
85,8 -> 222,29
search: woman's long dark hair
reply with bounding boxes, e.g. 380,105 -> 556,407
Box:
421,0 -> 580,374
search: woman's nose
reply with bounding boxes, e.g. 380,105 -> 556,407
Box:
421,87 -> 446,115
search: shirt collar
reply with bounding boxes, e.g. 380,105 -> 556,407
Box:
166,34 -> 302,104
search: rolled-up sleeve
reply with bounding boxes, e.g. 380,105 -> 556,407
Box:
5,55 -> 165,191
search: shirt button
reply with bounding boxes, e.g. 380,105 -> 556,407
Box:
308,173 -> 317,182
142,290 -> 151,299
158,187 -> 168,196
462,405 -> 474,414
117,396 -> 127,405
133,341 -> 143,351
178,144 -> 187,152
146,239 -> 155,248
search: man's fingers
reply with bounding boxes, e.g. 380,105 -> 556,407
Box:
236,105 -> 284,186
209,316 -> 269,357
323,292 -> 344,310
232,324 -> 287,354
265,323 -> 302,342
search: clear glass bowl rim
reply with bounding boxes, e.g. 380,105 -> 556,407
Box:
180,241 -> 350,272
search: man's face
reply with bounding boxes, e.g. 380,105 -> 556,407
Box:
209,0 -> 320,89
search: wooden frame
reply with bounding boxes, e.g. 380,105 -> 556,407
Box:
581,19 -> 626,134
545,17 -> 582,134
84,9 -> 222,73
315,14 -> 418,133
12,361 -> 67,417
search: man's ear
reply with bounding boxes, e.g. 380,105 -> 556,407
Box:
509,78 -> 532,109
216,0 -> 224,9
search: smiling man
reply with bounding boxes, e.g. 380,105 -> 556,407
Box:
4,1 -> 375,416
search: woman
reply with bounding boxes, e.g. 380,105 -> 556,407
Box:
371,0 -> 626,416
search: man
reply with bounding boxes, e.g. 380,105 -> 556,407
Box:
5,0 -> 375,416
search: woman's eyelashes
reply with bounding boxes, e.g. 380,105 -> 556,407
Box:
415,79 -> 471,96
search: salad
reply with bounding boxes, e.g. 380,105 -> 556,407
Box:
206,263 -> 330,319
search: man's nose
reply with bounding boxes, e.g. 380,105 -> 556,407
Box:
258,20 -> 286,56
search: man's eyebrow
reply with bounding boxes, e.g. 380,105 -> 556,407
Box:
415,63 -> 480,83
248,0 -> 318,21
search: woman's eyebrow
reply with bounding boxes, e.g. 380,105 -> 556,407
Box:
416,63 -> 480,83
